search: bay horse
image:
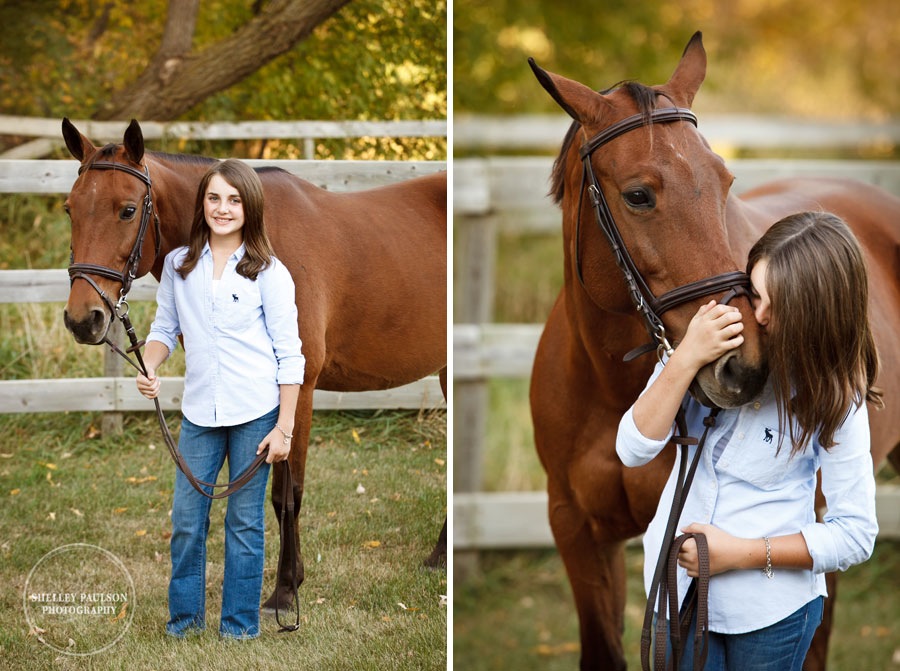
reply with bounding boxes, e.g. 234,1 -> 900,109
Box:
529,32 -> 900,670
60,119 -> 447,613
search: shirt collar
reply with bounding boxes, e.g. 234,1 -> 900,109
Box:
199,241 -> 246,261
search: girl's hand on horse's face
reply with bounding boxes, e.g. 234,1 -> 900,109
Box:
135,369 -> 160,399
677,300 -> 744,371
258,430 -> 291,464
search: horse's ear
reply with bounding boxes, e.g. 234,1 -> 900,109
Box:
61,118 -> 95,162
123,119 -> 144,164
529,58 -> 600,124
661,31 -> 707,108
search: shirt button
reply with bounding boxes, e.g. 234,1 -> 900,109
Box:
753,402 -> 761,410
738,433 -> 745,440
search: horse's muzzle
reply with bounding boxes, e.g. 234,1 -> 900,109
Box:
692,349 -> 768,409
63,307 -> 110,345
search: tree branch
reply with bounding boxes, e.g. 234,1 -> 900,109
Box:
94,0 -> 353,121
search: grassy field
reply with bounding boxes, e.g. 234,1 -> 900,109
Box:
0,408 -> 447,670
456,374 -> 899,670
454,541 -> 900,671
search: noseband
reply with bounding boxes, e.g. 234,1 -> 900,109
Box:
67,161 -> 161,318
576,107 -> 750,361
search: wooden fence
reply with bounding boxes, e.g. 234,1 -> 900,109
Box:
452,116 -> 900,547
0,118 -> 447,417
0,115 -> 447,160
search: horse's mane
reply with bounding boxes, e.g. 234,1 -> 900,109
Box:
550,81 -> 661,204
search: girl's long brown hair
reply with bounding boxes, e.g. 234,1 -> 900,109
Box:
177,159 -> 274,281
747,211 -> 882,455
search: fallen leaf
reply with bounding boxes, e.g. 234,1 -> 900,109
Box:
124,476 -> 157,484
111,603 -> 128,622
27,626 -> 46,637
439,595 -> 448,606
397,602 -> 408,610
351,429 -> 361,444
47,512 -> 56,521
9,489 -> 20,496
356,483 -> 366,495
0,453 -> 13,459
38,462 -> 57,470
84,424 -> 101,440
70,508 -> 83,517
134,529 -> 147,537
363,540 -> 381,549
534,642 -> 580,656
434,458 -> 445,466
113,507 -> 128,514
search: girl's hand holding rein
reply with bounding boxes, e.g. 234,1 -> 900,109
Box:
258,424 -> 293,464
136,367 -> 161,399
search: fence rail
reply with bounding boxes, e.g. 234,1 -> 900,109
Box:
0,116 -> 447,160
455,114 -> 900,152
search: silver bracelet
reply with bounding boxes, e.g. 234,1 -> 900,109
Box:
763,536 -> 774,579
275,423 -> 293,444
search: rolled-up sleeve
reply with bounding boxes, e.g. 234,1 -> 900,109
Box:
146,252 -> 181,354
260,258 -> 305,386
616,361 -> 676,467
800,402 -> 878,573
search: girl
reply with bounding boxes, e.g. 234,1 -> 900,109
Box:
136,159 -> 305,639
616,211 -> 880,670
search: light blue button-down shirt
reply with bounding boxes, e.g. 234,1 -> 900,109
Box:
147,244 -> 305,427
617,360 -> 877,634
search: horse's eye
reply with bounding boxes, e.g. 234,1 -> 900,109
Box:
622,188 -> 655,210
120,205 -> 137,220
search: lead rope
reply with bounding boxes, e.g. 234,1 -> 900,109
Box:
640,406 -> 718,671
103,309 -> 300,632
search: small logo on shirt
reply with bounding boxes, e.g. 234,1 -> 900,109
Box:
763,427 -> 774,443
232,293 -> 239,303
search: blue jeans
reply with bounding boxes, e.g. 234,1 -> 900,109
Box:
673,595 -> 824,670
166,406 -> 277,640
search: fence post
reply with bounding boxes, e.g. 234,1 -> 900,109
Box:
101,320 -> 124,435
453,212 -> 497,579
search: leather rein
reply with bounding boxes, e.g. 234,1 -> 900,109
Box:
68,160 -> 299,632
575,109 -> 751,669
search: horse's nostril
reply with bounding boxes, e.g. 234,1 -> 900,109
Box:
716,353 -> 743,395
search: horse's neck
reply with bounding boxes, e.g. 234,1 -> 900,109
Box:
149,155 -> 210,252
725,195 -> 768,262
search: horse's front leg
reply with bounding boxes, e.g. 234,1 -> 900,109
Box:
261,383 -> 313,613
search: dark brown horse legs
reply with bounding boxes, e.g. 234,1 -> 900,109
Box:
551,495 -> 628,671
261,388 -> 312,613
422,367 -> 448,568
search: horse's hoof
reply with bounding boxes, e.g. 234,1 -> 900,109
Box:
260,589 -> 294,614
422,550 -> 446,570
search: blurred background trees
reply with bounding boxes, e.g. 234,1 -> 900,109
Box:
454,0 -> 899,121
0,0 -> 447,159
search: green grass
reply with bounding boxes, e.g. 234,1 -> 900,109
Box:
0,409 -> 447,670
454,542 -> 900,671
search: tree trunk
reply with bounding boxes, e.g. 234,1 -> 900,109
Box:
93,0 -> 352,121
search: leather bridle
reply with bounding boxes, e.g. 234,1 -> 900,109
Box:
66,160 -> 300,632
575,106 -> 751,361
68,161 -> 161,320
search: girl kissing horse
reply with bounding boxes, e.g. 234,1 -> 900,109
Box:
529,32 -> 900,670
60,119 -> 447,613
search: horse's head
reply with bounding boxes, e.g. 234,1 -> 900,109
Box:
530,32 -> 768,408
61,118 -> 160,345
